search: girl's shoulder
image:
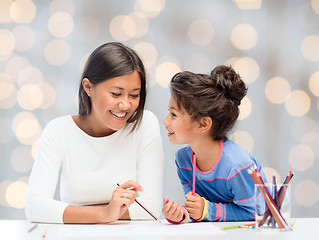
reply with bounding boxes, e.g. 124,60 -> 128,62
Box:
222,139 -> 256,167
175,145 -> 192,165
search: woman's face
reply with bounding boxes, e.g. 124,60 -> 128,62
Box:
85,70 -> 141,136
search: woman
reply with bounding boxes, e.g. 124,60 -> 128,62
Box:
25,42 -> 164,224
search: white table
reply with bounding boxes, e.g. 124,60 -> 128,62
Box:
0,218 -> 318,240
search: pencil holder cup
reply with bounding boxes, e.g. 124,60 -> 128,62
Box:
254,183 -> 291,231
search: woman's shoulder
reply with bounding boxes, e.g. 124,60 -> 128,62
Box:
138,110 -> 160,129
43,115 -> 73,133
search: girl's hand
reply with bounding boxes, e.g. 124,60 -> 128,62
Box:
185,192 -> 205,220
162,196 -> 184,222
104,180 -> 143,223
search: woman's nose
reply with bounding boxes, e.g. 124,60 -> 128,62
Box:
119,97 -> 131,110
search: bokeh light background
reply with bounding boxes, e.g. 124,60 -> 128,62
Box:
1,0 -> 319,220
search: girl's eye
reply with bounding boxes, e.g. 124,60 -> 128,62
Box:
111,92 -> 121,97
171,112 -> 177,117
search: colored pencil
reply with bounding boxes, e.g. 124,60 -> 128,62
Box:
27,223 -> 38,233
117,183 -> 161,223
248,168 -> 287,229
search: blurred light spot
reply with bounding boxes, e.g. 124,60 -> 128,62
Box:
5,181 -> 27,209
10,0 -> 36,23
301,35 -> 319,62
12,112 -> 42,146
135,0 -> 166,18
0,117 -> 14,144
0,73 -> 14,101
238,96 -> 252,120
156,61 -> 181,88
129,12 -> 149,38
11,146 -> 34,172
133,42 -> 157,68
230,130 -> 254,152
234,0 -> 262,9
48,12 -> 74,38
231,24 -> 257,50
50,0 -> 75,16
0,73 -> 17,109
265,77 -> 291,104
225,57 -> 240,67
188,19 -> 214,46
261,167 -> 281,183
0,29 -> 15,57
109,15 -> 135,41
44,40 -> 70,66
184,53 -> 211,73
16,66 -> 43,87
294,180 -> 319,206
17,84 -> 43,110
301,132 -> 319,158
289,144 -> 314,171
38,82 -> 56,109
0,0 -> 13,22
31,139 -> 39,159
12,25 -> 35,52
312,0 -> 319,14
77,16 -> 99,42
285,90 -> 311,116
232,57 -> 259,84
0,181 -> 11,206
5,56 -> 31,79
291,116 -> 317,142
309,71 -> 319,96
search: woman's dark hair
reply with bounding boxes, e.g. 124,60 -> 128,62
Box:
78,42 -> 146,132
170,65 -> 247,141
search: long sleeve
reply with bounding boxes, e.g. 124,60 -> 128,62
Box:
25,121 -> 69,223
128,111 -> 164,219
173,141 -> 267,223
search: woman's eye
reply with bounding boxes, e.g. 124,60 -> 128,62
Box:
130,94 -> 140,99
111,92 -> 121,97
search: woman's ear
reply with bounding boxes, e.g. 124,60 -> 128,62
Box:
82,78 -> 93,97
198,116 -> 212,133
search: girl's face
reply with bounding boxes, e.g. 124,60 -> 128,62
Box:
163,96 -> 199,145
85,70 -> 141,136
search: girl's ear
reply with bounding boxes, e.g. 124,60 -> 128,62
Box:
198,116 -> 212,133
82,78 -> 93,97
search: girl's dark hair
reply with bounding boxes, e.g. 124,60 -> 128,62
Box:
170,65 -> 247,141
78,42 -> 146,132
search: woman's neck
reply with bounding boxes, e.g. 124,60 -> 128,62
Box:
190,138 -> 221,172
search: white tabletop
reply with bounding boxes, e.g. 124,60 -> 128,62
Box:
0,218 -> 318,240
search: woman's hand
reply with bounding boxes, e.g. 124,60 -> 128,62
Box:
103,180 -> 143,223
162,196 -> 184,222
184,192 -> 205,220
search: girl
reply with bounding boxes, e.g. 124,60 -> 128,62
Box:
25,42 -> 164,224
162,65 -> 267,223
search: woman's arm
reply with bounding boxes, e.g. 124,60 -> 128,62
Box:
130,111 -> 164,219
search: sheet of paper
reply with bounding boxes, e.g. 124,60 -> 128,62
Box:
57,220 -> 226,237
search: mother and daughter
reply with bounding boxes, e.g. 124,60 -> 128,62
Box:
25,42 -> 267,224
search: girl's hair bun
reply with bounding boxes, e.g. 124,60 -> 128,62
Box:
210,65 -> 247,106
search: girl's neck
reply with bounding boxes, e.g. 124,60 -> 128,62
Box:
190,138 -> 221,172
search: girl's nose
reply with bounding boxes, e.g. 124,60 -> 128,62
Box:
163,115 -> 169,126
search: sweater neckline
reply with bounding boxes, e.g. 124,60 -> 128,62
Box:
191,140 -> 224,174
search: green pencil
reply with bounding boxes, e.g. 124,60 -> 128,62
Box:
222,225 -> 241,230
